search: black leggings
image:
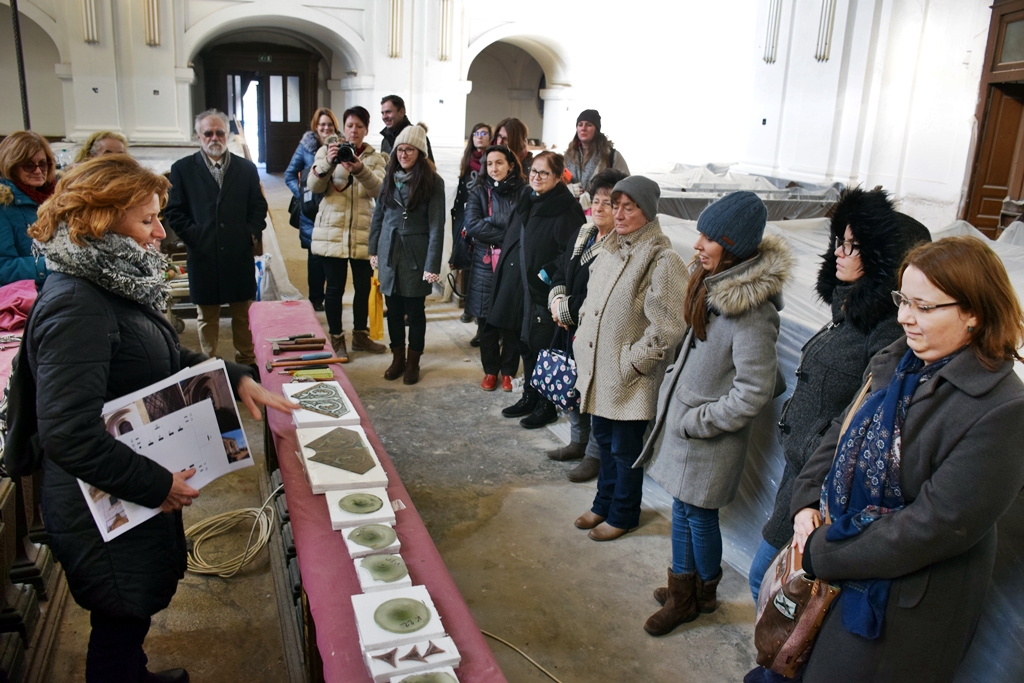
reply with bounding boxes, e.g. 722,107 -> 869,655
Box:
386,295 -> 427,352
322,257 -> 372,335
307,250 -> 326,305
480,321 -> 520,376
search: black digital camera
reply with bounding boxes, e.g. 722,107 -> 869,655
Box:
331,141 -> 358,164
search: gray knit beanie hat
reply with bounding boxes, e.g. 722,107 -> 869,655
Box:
394,125 -> 428,156
612,175 -> 660,223
696,191 -> 767,259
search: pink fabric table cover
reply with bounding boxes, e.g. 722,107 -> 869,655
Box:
250,300 -> 506,683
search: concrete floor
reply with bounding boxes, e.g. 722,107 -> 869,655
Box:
47,164 -> 758,682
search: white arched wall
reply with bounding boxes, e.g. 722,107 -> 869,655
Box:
182,2 -> 372,120
464,25 -> 574,149
465,42 -> 543,140
0,2 -> 65,135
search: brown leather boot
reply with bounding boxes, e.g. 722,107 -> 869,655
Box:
655,567 -> 722,608
351,329 -> 386,354
384,346 -> 406,380
403,349 -> 422,385
644,569 -> 698,636
696,568 -> 723,613
330,334 -> 349,362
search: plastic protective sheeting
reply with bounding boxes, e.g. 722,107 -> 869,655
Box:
647,164 -> 840,222
656,214 -> 1024,682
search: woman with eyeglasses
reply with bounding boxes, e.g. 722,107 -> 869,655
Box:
463,145 -> 529,392
73,131 -> 129,164
748,188 -> 931,603
775,236 -> 1024,683
450,123 -> 492,325
489,151 -> 585,428
369,125 -> 445,385
286,107 -> 340,312
493,118 -> 533,176
0,131 -> 54,287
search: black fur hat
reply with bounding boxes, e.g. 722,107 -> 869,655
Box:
816,187 -> 931,332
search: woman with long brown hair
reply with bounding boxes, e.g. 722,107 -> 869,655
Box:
564,109 -> 630,193
0,131 -> 55,285
493,117 -> 533,175
368,125 -> 445,385
450,122 -> 492,324
25,154 -> 293,682
637,191 -> 792,636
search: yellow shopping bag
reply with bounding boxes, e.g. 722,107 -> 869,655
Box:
369,270 -> 385,340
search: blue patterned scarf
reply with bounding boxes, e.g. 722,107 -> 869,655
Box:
820,348 -> 956,639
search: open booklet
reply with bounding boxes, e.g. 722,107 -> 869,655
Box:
81,359 -> 252,542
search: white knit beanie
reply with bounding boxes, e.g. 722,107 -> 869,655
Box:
394,125 -> 428,156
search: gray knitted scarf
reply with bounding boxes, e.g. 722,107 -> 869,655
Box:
34,225 -> 170,310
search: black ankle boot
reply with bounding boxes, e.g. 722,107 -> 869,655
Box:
502,388 -> 539,418
520,397 -> 557,429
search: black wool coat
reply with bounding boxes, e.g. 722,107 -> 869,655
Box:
27,273 -> 253,618
488,183 -> 585,350
462,177 -> 530,320
792,339 -> 1024,683
164,152 -> 268,306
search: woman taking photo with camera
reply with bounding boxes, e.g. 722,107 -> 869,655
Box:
308,106 -> 387,361
369,125 -> 445,385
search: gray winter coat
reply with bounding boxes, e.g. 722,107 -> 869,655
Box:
792,339 -> 1024,683
368,174 -> 446,298
573,220 -> 689,421
637,233 -> 793,509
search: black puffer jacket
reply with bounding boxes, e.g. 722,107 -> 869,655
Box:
488,183 -> 585,350
26,273 -> 253,618
762,189 -> 930,549
463,174 -> 530,320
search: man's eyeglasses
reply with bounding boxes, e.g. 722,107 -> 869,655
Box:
832,237 -> 860,256
529,169 -> 552,180
202,130 -> 227,139
18,160 -> 51,173
890,291 -> 960,313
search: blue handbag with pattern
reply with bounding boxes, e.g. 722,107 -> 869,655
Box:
530,333 -> 580,412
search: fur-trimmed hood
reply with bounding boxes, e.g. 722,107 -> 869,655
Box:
0,181 -> 13,207
299,130 -> 320,155
706,232 -> 793,317
816,187 -> 931,332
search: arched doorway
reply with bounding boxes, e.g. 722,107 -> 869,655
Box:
465,42 -> 545,143
0,2 -> 65,136
197,33 -> 326,172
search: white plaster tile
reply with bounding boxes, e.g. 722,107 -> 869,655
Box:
326,488 -> 396,530
296,425 -> 388,493
283,381 -> 361,428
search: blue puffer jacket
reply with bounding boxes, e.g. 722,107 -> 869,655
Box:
285,131 -> 320,248
0,178 -> 48,286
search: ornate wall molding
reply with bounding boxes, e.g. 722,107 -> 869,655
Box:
438,0 -> 453,61
82,0 -> 99,44
815,0 -> 838,62
764,0 -> 783,64
144,0 -> 160,47
389,0 -> 403,59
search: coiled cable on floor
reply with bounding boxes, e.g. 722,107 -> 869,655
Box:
185,484 -> 283,578
481,630 -> 565,683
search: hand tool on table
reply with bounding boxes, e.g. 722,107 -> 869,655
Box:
278,364 -> 330,374
266,353 -> 346,371
288,369 -> 335,381
272,341 -> 326,355
275,337 -> 325,347
265,332 -> 316,343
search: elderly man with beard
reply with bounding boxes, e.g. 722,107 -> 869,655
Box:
165,109 -> 268,371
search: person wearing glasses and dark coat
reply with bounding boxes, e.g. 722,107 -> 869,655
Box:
165,109 -> 268,369
0,131 -> 55,286
489,151 -> 586,429
748,187 -> 931,601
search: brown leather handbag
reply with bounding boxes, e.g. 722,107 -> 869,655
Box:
752,375 -> 873,678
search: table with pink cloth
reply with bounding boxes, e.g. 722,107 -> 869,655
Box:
250,300 -> 506,683
0,280 -> 38,386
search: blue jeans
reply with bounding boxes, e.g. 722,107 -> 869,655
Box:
589,416 -> 648,529
749,538 -> 780,603
671,499 -> 721,581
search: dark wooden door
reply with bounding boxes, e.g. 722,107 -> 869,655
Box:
202,44 -> 319,173
966,84 -> 1024,235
